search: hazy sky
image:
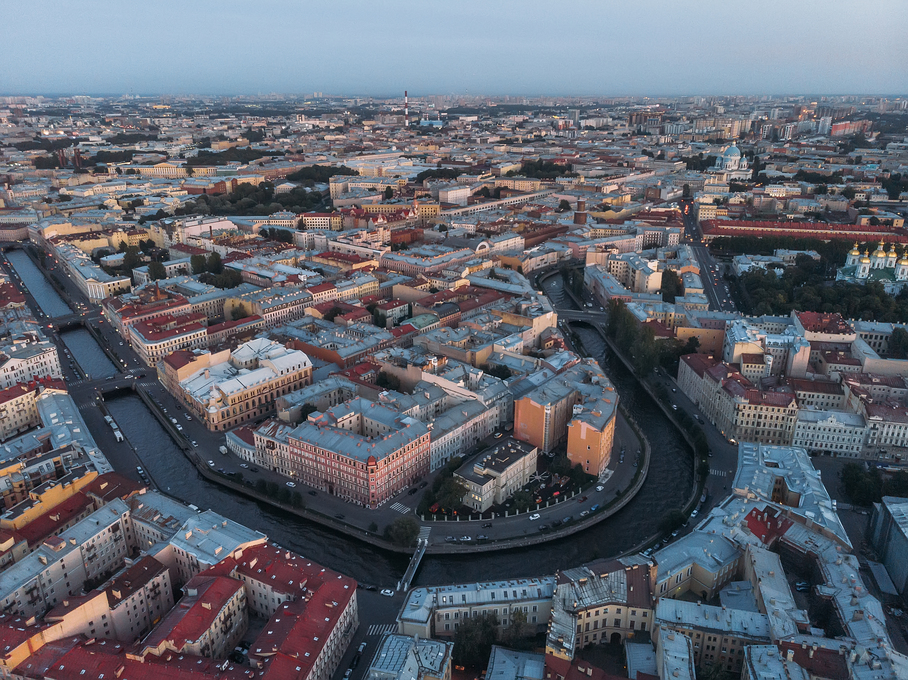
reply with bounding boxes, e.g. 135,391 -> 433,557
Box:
2,0 -> 906,97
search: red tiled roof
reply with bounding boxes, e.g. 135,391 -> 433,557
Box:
743,506 -> 793,546
681,353 -> 720,378
142,575 -> 244,653
17,492 -> 95,548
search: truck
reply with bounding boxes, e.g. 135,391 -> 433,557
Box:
112,429 -> 124,442
219,446 -> 228,455
104,415 -> 114,427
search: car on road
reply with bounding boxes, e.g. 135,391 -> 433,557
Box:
580,510 -> 589,517
482,522 -> 493,528
184,413 -> 192,421
407,487 -> 418,495
358,642 -> 368,653
671,388 -> 677,393
240,463 -> 249,469
460,535 -> 471,541
308,490 -> 317,496
335,514 -> 345,520
477,534 -> 489,540
445,536 -> 456,543
344,670 -> 352,679
191,441 -> 198,448
250,467 -> 258,473
578,496 -> 588,503
596,485 -> 604,492
671,404 -> 678,410
529,513 -> 541,521
590,504 -> 599,512
380,589 -> 394,597
207,460 -> 215,467
690,509 -> 698,518
286,481 -> 296,488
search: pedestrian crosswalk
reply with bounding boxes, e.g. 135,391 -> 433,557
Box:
77,398 -> 97,409
710,469 -> 728,478
390,502 -> 410,514
418,526 -> 432,541
367,624 -> 397,636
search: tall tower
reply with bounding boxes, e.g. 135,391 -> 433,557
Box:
404,90 -> 409,127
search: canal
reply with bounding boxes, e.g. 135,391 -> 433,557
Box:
7,250 -> 694,586
6,249 -> 72,317
61,328 -> 119,379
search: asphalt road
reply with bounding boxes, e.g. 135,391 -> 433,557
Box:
681,211 -> 737,313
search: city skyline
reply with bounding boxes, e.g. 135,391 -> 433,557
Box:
3,0 -> 907,97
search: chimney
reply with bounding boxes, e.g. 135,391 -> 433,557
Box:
573,210 -> 588,225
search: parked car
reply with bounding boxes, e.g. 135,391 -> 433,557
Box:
596,485 -> 604,492
529,513 -> 541,521
482,522 -> 493,528
207,460 -> 215,467
380,589 -> 394,597
286,481 -> 296,488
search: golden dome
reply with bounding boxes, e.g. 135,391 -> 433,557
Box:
861,256 -> 871,264
873,241 -> 887,258
849,242 -> 861,256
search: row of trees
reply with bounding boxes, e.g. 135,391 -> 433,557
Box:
183,181 -> 324,217
452,612 -> 535,668
285,164 -> 357,184
508,159 -> 576,179
710,236 -> 866,267
605,300 -> 700,377
186,147 -> 283,166
840,462 -> 908,506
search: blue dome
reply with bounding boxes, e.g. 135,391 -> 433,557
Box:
724,145 -> 741,157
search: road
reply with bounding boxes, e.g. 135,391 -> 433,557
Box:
682,210 -> 737,313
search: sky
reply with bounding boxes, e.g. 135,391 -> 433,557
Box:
2,0 -> 906,98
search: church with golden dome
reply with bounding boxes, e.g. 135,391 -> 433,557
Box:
837,241 -> 908,292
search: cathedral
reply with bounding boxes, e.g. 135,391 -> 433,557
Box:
709,144 -> 751,181
837,241 -> 908,293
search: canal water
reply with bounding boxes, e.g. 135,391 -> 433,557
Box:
6,249 -> 72,317
6,250 -> 694,586
61,328 -> 118,379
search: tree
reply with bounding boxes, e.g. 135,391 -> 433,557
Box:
122,246 -> 143,274
383,186 -> 394,200
558,199 -> 572,212
435,476 -> 467,512
483,364 -> 512,380
147,261 -> 167,281
661,269 -> 683,303
376,371 -> 401,391
190,254 -> 207,275
231,303 -> 250,321
383,516 -> 420,547
299,403 -> 318,421
841,186 -> 857,200
206,251 -> 223,274
682,183 -> 691,198
323,306 -> 344,322
368,521 -> 378,533
889,327 -> 908,359
452,612 -> 499,668
659,510 -> 687,534
500,610 -> 534,650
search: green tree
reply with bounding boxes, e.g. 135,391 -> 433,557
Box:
206,251 -> 223,274
452,612 -> 499,667
190,254 -> 207,275
661,269 -> 683,303
558,199 -> 572,212
482,364 -> 512,380
889,327 -> 908,359
435,476 -> 467,512
323,306 -> 344,322
659,510 -> 687,534
384,186 -> 394,200
147,261 -> 167,281
299,403 -> 318,421
231,303 -> 250,321
122,246 -> 143,274
500,609 -> 534,650
376,371 -> 401,391
368,521 -> 378,533
383,516 -> 420,547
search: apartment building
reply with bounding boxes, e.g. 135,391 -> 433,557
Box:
50,241 -> 131,302
455,438 -> 538,513
0,383 -> 40,442
549,559 -> 654,655
174,339 -> 313,431
281,397 -> 430,508
140,574 -> 247,659
398,577 -> 556,638
0,338 -> 62,390
130,312 -> 208,366
654,600 -> 771,675
791,410 -> 867,457
365,634 -> 453,680
514,360 -> 618,468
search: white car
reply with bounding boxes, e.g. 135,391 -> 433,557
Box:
529,513 -> 541,521
207,460 -> 215,467
596,485 -> 604,492
286,481 -> 296,488
380,589 -> 394,597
